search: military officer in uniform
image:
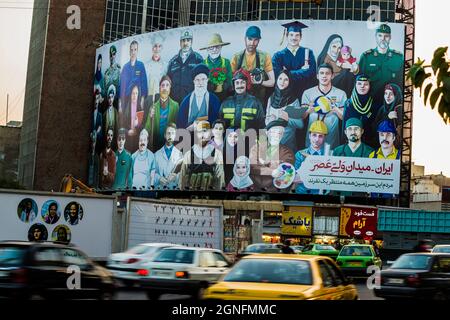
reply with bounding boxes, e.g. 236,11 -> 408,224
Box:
104,45 -> 121,101
359,24 -> 404,100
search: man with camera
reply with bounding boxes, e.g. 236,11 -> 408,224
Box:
231,26 -> 275,106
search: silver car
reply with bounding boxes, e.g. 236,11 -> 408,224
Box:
106,243 -> 179,286
432,245 -> 450,253
136,247 -> 231,299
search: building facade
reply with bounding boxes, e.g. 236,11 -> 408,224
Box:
0,123 -> 22,182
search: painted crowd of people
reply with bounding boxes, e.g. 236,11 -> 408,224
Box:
89,21 -> 404,195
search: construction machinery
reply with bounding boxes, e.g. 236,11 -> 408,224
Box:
60,174 -> 96,194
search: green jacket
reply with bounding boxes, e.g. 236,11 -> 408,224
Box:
112,149 -> 133,189
333,143 -> 374,158
144,97 -> 179,149
204,56 -> 233,94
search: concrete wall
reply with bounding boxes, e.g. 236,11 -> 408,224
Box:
0,126 -> 21,181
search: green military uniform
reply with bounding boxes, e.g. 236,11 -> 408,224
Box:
104,63 -> 121,95
112,149 -> 133,189
359,24 -> 404,97
333,143 -> 374,158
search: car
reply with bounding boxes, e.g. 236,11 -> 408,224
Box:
106,243 -> 178,286
135,247 -> 232,300
374,253 -> 450,300
0,241 -> 115,300
236,243 -> 283,259
432,245 -> 450,253
336,244 -> 382,276
203,254 -> 358,300
301,244 -> 339,260
291,245 -> 305,254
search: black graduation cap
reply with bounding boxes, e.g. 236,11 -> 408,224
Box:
282,21 -> 309,33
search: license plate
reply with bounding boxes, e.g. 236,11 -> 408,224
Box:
386,278 -> 404,285
348,262 -> 362,267
152,270 -> 172,278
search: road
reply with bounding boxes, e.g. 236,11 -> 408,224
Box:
113,282 -> 383,300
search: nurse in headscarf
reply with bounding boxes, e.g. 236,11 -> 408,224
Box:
226,156 -> 254,192
317,34 -> 359,97
265,70 -> 305,151
342,74 -> 380,149
375,83 -> 403,134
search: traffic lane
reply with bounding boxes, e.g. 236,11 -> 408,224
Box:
114,289 -> 190,300
353,278 -> 384,300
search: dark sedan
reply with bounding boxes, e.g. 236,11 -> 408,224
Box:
374,253 -> 450,300
0,241 -> 115,300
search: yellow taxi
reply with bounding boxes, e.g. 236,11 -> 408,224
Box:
202,254 -> 358,300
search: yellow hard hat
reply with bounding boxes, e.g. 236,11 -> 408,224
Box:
309,120 -> 328,134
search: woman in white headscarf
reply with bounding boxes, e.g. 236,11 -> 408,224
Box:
317,34 -> 359,97
226,156 -> 254,192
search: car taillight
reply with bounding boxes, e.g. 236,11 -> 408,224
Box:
137,269 -> 149,276
175,271 -> 189,279
127,258 -> 140,264
11,268 -> 27,284
406,274 -> 421,287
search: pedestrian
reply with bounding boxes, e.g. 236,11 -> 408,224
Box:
281,239 -> 295,254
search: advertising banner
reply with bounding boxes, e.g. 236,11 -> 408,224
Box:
91,20 -> 405,197
281,206 -> 313,236
340,206 -> 378,238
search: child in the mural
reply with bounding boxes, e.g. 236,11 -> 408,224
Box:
336,46 -> 358,70
226,156 -> 254,192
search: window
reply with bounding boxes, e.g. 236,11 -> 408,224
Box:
153,249 -> 194,264
318,260 -> 334,287
199,251 -> 217,267
0,247 -> 25,267
324,260 -> 345,286
61,249 -> 90,270
34,248 -> 62,266
213,252 -> 230,266
391,255 -> 433,270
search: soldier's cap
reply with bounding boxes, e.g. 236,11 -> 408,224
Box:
245,26 -> 261,39
110,45 -> 117,55
118,128 -> 127,136
191,64 -> 210,80
180,29 -> 193,40
356,74 -> 370,82
265,119 -> 288,131
377,120 -> 396,134
108,84 -> 116,96
282,21 -> 308,33
345,117 -> 363,129
376,24 -> 391,34
309,120 -> 328,135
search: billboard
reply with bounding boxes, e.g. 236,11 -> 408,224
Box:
340,206 -> 378,239
281,206 -> 313,236
91,20 -> 405,197
0,190 -> 115,258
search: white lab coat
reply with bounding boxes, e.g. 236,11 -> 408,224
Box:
154,145 -> 183,189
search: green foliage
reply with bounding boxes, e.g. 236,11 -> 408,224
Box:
408,47 -> 450,124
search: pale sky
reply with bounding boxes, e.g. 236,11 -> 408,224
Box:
0,0 -> 449,176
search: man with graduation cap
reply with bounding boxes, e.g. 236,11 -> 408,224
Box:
272,21 -> 317,100
359,24 -> 404,99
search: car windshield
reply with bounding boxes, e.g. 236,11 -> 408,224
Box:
340,246 -> 372,256
126,245 -> 158,255
316,245 -> 336,251
391,255 -> 432,270
224,259 -> 312,285
433,246 -> 450,253
0,246 -> 25,267
153,249 -> 194,264
244,244 -> 271,253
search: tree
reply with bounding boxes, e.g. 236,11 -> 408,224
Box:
407,46 -> 450,124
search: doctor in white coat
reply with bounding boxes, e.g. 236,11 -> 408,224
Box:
154,122 -> 183,189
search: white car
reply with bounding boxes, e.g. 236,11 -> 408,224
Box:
432,245 -> 450,253
136,247 -> 232,300
106,243 -> 179,286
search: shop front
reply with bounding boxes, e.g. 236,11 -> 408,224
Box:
312,205 -> 340,245
263,211 -> 282,244
339,205 -> 378,243
281,204 -> 313,245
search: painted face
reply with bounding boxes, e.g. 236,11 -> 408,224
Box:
33,229 -> 42,240
227,131 -> 238,146
49,205 -> 57,217
342,52 -> 351,60
107,129 -> 114,148
97,58 -> 102,71
317,67 -> 333,86
131,86 -> 139,103
245,37 -> 259,53
139,132 -> 148,151
384,89 -> 396,105
180,38 -> 192,52
130,43 -> 138,61
57,228 -> 66,240
95,92 -> 102,105
70,204 -> 77,217
356,80 -> 370,95
212,123 -> 225,140
117,134 -> 126,151
330,40 -> 342,57
268,126 -> 284,146
108,93 -> 114,106
160,80 -> 171,99
165,127 -> 176,145
234,79 -> 247,95
196,125 -> 211,145
345,126 -> 363,143
194,73 -> 208,90
379,131 -> 395,149
287,31 -> 301,47
152,43 -> 162,55
207,45 -> 222,59
235,161 -> 248,177
109,51 -> 116,65
376,32 -> 391,50
277,72 -> 290,90
309,132 -> 325,150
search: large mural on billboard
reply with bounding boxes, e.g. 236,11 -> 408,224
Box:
90,20 -> 405,197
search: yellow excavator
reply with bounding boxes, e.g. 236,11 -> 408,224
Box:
60,174 -> 96,194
